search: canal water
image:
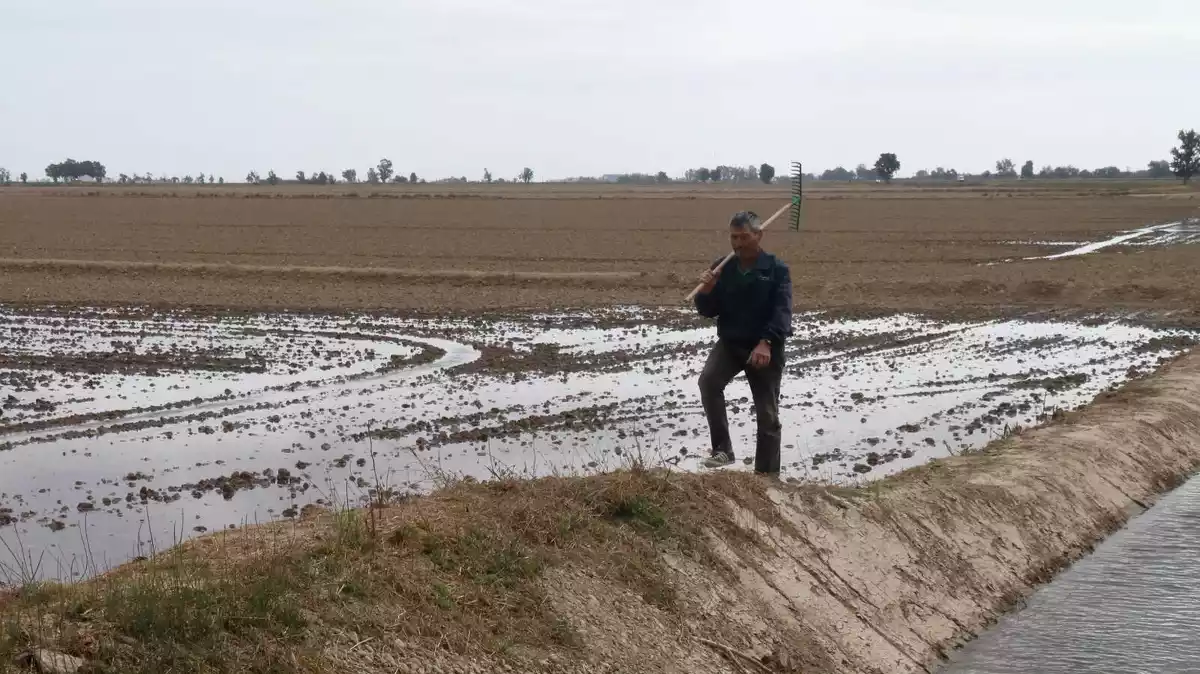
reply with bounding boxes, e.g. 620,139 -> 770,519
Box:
942,474 -> 1200,674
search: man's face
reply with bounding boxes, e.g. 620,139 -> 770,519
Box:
730,225 -> 763,258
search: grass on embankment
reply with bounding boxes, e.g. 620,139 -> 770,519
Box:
0,465 -> 787,673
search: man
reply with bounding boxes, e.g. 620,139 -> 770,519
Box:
693,210 -> 793,474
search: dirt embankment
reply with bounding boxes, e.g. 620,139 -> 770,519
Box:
5,353 -> 1200,672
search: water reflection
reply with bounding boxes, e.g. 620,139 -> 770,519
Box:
943,476 -> 1200,674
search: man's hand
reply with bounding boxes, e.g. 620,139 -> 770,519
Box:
748,340 -> 772,368
697,269 -> 718,294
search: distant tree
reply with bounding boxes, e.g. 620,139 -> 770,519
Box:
0,168 -> 10,185
1093,166 -> 1124,179
409,172 -> 418,184
1020,160 -> 1035,179
366,167 -> 379,184
483,168 -> 492,183
314,171 -> 328,185
392,175 -> 407,183
296,170 -> 306,183
246,170 -> 260,184
1170,129 -> 1200,184
747,164 -> 759,182
874,154 -> 900,182
520,167 -> 534,183
696,167 -> 712,182
821,166 -> 854,181
710,167 -> 723,182
342,169 -> 357,183
377,159 -> 394,183
759,163 -> 775,184
20,172 -> 27,183
197,173 -> 206,184
718,165 -> 745,181
209,175 -> 215,184
218,177 -> 224,184
854,163 -> 874,180
914,169 -> 930,180
266,170 -> 280,186
1038,165 -> 1081,179
44,158 -> 106,183
656,170 -> 669,184
1147,160 -> 1173,179
117,173 -> 129,184
995,158 -> 1016,178
183,176 -> 194,184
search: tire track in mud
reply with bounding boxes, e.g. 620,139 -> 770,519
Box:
0,334 -> 479,450
0,257 -> 649,285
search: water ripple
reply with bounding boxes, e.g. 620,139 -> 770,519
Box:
943,475 -> 1200,674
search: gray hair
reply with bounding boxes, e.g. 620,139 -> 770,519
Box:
729,210 -> 763,232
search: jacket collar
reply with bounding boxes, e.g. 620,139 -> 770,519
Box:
734,251 -> 775,271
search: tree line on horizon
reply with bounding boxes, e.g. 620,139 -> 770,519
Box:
816,155 -> 1181,183
3,130 -> 1197,187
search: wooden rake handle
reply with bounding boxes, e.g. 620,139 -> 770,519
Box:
684,201 -> 793,302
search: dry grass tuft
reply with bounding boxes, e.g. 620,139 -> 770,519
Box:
0,465 -> 783,672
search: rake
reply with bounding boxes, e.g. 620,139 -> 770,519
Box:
684,161 -> 804,302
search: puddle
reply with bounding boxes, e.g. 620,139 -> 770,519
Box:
1,305 -> 1196,582
1020,219 -> 1200,260
942,473 -> 1200,674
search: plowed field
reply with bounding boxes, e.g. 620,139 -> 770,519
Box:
0,183 -> 1197,315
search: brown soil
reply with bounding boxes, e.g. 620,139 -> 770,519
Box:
1,183 -> 1198,317
0,350 -> 267,375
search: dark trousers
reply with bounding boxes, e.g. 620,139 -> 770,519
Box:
698,339 -> 784,474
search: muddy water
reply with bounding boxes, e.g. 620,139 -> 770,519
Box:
942,475 -> 1200,674
1,306 -> 1196,581
1019,218 -> 1200,260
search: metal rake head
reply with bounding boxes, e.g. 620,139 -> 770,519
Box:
789,161 -> 803,231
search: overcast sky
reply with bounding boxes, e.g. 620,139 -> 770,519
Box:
2,0 -> 1197,181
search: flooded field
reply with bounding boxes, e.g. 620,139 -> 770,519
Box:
1,304 -> 1196,582
1019,218 -> 1200,260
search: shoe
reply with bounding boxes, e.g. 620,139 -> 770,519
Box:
702,452 -> 734,468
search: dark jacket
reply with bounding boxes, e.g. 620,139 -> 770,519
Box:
694,251 -> 793,349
